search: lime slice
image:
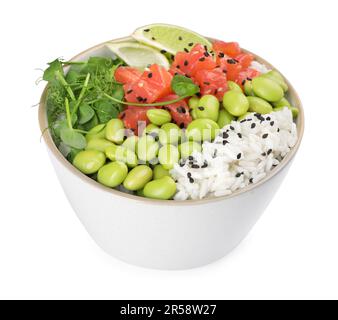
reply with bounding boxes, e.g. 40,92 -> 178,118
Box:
106,41 -> 170,70
132,24 -> 212,55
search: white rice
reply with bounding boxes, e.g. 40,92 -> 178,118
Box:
171,108 -> 297,201
249,61 -> 270,74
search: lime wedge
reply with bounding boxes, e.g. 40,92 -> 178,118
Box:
106,41 -> 170,70
132,24 -> 212,55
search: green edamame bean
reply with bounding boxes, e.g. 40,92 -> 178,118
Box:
97,161 -> 128,188
217,109 -> 234,128
86,138 -> 114,152
116,146 -> 138,168
186,119 -> 220,142
195,95 -> 220,122
244,80 -> 255,96
247,96 -> 273,114
86,124 -> 106,142
188,96 -> 200,109
222,91 -> 249,116
158,144 -> 180,170
227,81 -> 242,92
137,135 -> 159,162
159,123 -> 182,145
122,136 -> 139,152
105,119 -> 125,144
73,150 -> 106,174
153,164 -> 170,180
262,70 -> 288,92
123,165 -> 153,191
272,97 -> 291,108
144,124 -> 160,136
238,112 -> 254,121
179,141 -> 202,159
146,109 -> 172,126
191,108 -> 198,120
252,76 -> 284,102
143,176 -> 177,200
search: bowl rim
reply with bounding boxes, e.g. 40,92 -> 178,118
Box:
38,36 -> 305,206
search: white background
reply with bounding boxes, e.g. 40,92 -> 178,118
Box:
0,0 -> 337,300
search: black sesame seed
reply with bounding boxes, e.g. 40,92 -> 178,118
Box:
179,161 -> 185,167
184,48 -> 189,53
160,49 -> 167,54
126,89 -> 133,94
147,72 -> 153,78
227,59 -> 237,64
199,57 -> 206,62
237,153 -> 242,160
235,173 -> 242,178
151,37 -> 156,41
266,117 -> 271,121
242,80 -> 246,86
137,96 -> 143,102
249,178 -> 253,184
222,140 -> 229,145
270,121 -> 275,126
188,42 -> 194,47
277,128 -> 280,132
261,152 -> 267,156
198,106 -> 205,111
240,119 -> 247,123
267,149 -> 272,155
251,123 -> 256,129
188,156 -> 194,161
179,36 -> 183,41
237,133 -> 242,138
218,52 -> 225,58
189,178 -> 195,183
191,164 -> 200,169
144,29 -> 150,32
222,69 -> 227,74
262,133 -> 269,139
247,77 -> 252,81
196,92 -> 202,97
223,132 -> 229,139
187,172 -> 192,178
203,51 -> 210,57
204,45 -> 208,51
201,162 -> 208,168
203,81 -> 210,86
179,123 -> 185,129
176,106 -> 186,114
184,60 -> 189,66
230,126 -> 235,130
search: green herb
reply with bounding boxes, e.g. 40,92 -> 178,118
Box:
60,128 -> 87,149
43,59 -> 64,81
78,103 -> 95,124
171,75 -> 200,97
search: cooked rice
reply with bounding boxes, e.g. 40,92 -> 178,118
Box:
171,108 -> 297,200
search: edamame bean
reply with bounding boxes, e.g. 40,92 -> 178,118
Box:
158,144 -> 180,170
116,146 -> 138,168
195,95 -> 220,122
86,138 -> 114,152
123,165 -> 153,191
146,109 -> 172,126
86,124 -> 106,142
122,136 -> 139,152
186,119 -> 220,142
73,150 -> 106,174
97,161 -> 128,188
272,97 -> 291,108
105,119 -> 125,144
262,70 -> 288,92
159,123 -> 182,145
252,76 -> 284,102
244,80 -> 255,96
179,141 -> 202,159
153,164 -> 170,180
188,96 -> 200,109
217,109 -> 234,128
143,176 -> 177,200
222,91 -> 249,116
227,81 -> 242,92
247,96 -> 273,114
238,112 -> 254,121
137,135 -> 159,162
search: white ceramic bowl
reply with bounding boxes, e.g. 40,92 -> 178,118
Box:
39,38 -> 304,270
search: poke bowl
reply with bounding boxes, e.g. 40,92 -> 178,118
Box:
39,24 -> 304,269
